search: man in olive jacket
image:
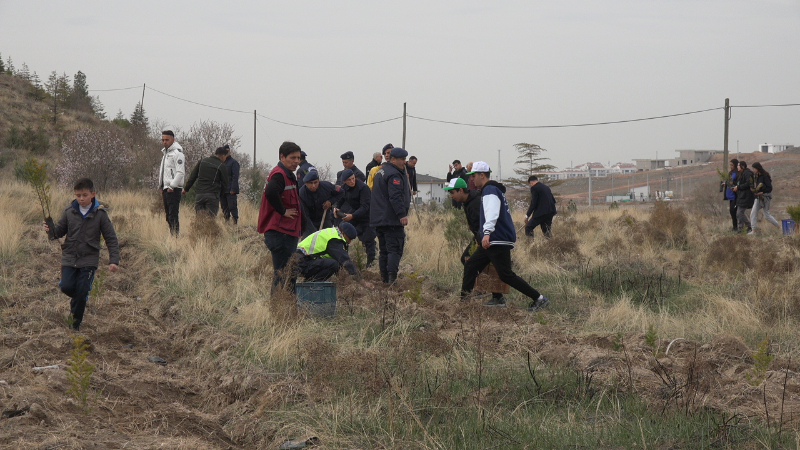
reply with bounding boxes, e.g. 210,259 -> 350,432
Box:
183,146 -> 230,217
45,178 -> 120,331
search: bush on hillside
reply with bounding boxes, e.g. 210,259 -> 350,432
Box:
56,127 -> 134,191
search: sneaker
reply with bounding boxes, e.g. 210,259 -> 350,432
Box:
484,296 -> 506,307
747,230 -> 756,235
527,295 -> 550,312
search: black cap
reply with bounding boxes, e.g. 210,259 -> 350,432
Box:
340,151 -> 354,160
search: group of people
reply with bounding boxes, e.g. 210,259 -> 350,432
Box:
45,135 -> 554,332
722,159 -> 780,234
158,130 -> 241,236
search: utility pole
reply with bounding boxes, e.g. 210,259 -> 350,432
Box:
611,173 -> 614,198
646,172 -> 649,200
402,102 -> 407,149
588,168 -> 592,207
52,78 -> 58,124
497,149 -> 501,182
253,110 -> 257,167
723,98 -> 730,171
141,83 -> 146,109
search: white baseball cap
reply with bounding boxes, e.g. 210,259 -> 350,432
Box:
466,161 -> 491,174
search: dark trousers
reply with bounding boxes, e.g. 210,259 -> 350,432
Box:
221,193 -> 239,222
60,266 -> 96,329
293,253 -> 340,282
162,189 -> 181,236
356,222 -> 376,265
729,200 -> 737,230
376,225 -> 405,274
264,230 -> 299,289
525,214 -> 554,238
461,242 -> 503,299
461,244 -> 540,302
195,192 -> 220,216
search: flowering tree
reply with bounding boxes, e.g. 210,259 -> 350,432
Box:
179,120 -> 241,172
56,127 -> 135,191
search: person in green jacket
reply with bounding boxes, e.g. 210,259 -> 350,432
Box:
182,146 -> 229,216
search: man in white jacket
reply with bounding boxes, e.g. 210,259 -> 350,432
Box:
158,130 -> 185,236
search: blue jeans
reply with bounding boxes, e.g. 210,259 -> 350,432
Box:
60,266 -> 96,329
264,231 -> 299,289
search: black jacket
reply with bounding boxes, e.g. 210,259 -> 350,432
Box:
336,179 -> 371,226
365,158 -> 381,173
370,162 -> 411,227
296,160 -> 315,182
224,156 -> 240,193
300,181 -> 343,235
184,155 -> 229,195
754,172 -> 773,194
462,189 -> 483,243
526,182 -> 557,219
735,168 -> 755,208
406,164 -> 417,192
447,167 -> 468,183
52,198 -> 120,268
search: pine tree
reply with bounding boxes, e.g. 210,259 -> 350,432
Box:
6,56 -> 15,75
129,102 -> 149,137
27,71 -> 47,101
508,143 -> 559,187
112,110 -> 130,128
92,96 -> 107,120
19,63 -> 30,81
69,70 -> 93,112
0,54 -> 5,73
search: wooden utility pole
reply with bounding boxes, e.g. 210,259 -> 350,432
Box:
52,78 -> 58,124
723,98 -> 730,170
402,102 -> 407,149
253,110 -> 257,167
141,83 -> 146,108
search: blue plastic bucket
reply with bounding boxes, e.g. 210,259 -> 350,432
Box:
296,282 -> 337,317
782,219 -> 795,236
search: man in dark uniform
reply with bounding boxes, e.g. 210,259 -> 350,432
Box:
295,151 -> 316,182
334,169 -> 376,268
221,144 -> 240,224
524,175 -> 557,239
299,171 -> 343,238
291,222 -> 373,288
370,147 -> 411,284
336,151 -> 366,185
444,177 -> 506,306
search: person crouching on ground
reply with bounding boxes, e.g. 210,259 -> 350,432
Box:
290,222 -> 373,289
44,178 -> 120,331
459,162 -> 549,312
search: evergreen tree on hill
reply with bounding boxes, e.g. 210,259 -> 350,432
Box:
129,102 -> 148,139
0,54 -> 5,73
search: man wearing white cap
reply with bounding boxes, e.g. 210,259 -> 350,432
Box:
460,161 -> 549,312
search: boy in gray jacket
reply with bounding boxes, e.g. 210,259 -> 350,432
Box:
44,178 -> 120,331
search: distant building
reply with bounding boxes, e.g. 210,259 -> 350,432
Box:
415,174 -> 448,204
674,149 -> 720,166
633,159 -> 669,171
759,143 -> 793,154
609,163 -> 636,174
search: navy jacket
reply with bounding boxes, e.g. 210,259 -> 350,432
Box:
300,181 -> 343,235
370,162 -> 411,227
462,189 -> 483,243
224,156 -> 240,193
336,166 -> 366,186
336,179 -> 371,226
296,160 -> 316,182
526,182 -> 557,219
479,180 -> 516,247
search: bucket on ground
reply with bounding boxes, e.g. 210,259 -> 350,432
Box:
782,219 -> 795,236
296,282 -> 337,317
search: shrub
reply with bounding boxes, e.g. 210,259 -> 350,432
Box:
646,201 -> 688,247
56,127 -> 134,191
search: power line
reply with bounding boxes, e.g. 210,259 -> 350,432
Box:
256,112 -> 402,129
732,103 -> 800,108
407,107 -> 723,129
146,85 -> 252,114
88,85 -> 143,92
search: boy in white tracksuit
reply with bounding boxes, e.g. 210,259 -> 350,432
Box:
158,130 -> 185,236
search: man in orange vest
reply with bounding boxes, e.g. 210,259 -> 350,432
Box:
258,141 -> 303,291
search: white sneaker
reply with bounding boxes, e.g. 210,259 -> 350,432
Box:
747,230 -> 756,235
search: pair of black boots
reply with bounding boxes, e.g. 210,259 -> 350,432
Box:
380,272 -> 397,284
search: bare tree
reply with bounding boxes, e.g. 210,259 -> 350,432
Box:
179,120 -> 242,171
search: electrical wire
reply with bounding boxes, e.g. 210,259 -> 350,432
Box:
732,103 -> 800,108
88,85 -> 143,92
407,107 -> 723,129
145,85 -> 252,114
256,113 -> 402,129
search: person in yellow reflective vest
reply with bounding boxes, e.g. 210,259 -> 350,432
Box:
291,222 -> 373,288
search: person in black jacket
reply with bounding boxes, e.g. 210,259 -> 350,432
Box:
445,177 -> 506,306
524,175 -> 557,239
336,151 -> 366,185
221,145 -> 240,224
749,161 -> 781,234
406,156 -> 418,195
295,151 -> 316,182
732,160 -> 755,232
365,152 -> 383,174
370,147 -> 411,284
334,169 -> 376,267
299,171 -> 344,238
183,147 -> 230,217
720,159 -> 739,231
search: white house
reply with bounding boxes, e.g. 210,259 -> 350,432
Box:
415,174 -> 448,204
759,143 -> 793,154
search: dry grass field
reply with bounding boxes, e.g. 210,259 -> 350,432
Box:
3,176 -> 800,449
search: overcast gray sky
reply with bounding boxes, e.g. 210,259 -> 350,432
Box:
2,0 -> 799,179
